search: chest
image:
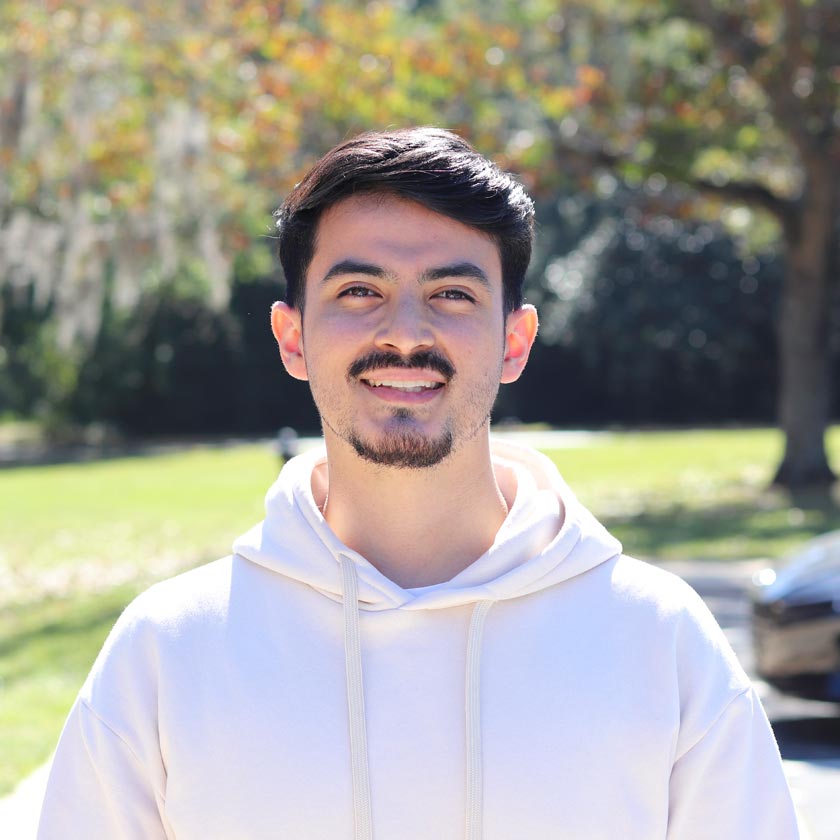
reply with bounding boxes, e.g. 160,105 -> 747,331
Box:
156,595 -> 677,839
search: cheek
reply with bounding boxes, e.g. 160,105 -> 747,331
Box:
302,311 -> 365,357
456,319 -> 507,359
312,306 -> 375,339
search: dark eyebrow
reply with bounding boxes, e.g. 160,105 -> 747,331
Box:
421,263 -> 492,289
320,259 -> 492,289
320,260 -> 387,285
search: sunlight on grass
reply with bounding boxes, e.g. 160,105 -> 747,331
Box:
0,586 -> 138,793
545,427 -> 840,561
0,445 -> 276,607
0,444 -> 279,794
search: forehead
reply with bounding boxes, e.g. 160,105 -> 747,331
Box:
308,194 -> 502,281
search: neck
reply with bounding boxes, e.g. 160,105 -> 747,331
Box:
315,431 -> 515,588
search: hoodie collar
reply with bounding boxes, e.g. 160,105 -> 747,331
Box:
232,440 -> 622,611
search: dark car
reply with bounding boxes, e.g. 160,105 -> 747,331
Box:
752,530 -> 840,703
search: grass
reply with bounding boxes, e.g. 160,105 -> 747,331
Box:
548,426 -> 840,561
1,427 -> 839,794
0,444 -> 276,794
0,585 -> 139,795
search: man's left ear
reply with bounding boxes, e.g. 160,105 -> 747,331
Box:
501,304 -> 539,384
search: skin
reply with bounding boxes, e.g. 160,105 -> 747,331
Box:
271,194 -> 538,587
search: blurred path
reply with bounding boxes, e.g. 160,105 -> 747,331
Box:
0,760 -> 49,840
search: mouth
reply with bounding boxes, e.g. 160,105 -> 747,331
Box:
357,371 -> 447,404
360,378 -> 445,393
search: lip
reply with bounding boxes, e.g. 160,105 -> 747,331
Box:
354,364 -> 450,405
361,382 -> 444,404
358,370 -> 446,404
357,367 -> 448,384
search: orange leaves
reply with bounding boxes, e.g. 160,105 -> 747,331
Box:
576,64 -> 605,89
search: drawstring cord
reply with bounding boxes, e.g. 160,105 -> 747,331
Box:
465,600 -> 494,840
340,552 -> 495,840
340,556 -> 373,840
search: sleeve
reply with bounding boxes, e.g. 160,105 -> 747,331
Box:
37,697 -> 173,840
666,685 -> 801,840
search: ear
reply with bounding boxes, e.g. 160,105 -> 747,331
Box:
271,301 -> 308,381
500,304 -> 538,384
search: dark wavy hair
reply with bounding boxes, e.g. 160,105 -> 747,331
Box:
274,127 -> 534,314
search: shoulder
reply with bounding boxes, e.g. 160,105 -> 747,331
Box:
79,558 -> 236,706
609,556 -> 754,749
604,556 -> 736,639
608,554 -> 703,607
608,556 -> 746,669
110,555 -> 237,637
572,554 -> 721,631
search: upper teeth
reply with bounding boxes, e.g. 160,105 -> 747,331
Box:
365,379 -> 440,391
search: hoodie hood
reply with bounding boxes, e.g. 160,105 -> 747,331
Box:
233,439 -> 621,611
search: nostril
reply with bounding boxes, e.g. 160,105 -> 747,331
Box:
373,317 -> 434,352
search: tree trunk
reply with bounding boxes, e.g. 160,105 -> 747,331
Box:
772,157 -> 838,488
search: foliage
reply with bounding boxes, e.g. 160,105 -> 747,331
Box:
1,1 -> 839,479
511,0 -> 840,485
508,191 -> 790,426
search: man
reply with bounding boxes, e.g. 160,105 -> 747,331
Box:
39,127 -> 798,839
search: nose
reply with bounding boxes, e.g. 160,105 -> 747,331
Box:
372,295 -> 434,355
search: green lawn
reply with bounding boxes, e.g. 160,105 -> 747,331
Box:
548,426 -> 840,561
0,445 -> 276,794
1,428 -> 839,794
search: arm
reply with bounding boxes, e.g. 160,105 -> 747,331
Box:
667,686 -> 800,839
37,697 -> 172,840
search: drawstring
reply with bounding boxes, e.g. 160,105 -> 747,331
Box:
465,600 -> 494,840
340,556 -> 373,840
339,552 -> 495,840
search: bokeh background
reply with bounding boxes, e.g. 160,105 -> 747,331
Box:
2,0 -> 840,823
2,0 -> 839,485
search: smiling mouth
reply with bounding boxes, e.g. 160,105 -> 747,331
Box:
361,378 -> 445,393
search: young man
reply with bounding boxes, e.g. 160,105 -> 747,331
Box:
38,128 -> 798,839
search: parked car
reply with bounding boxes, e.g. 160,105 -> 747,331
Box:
752,529 -> 840,703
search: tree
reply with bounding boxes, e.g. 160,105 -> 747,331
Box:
0,0 -> 552,427
674,0 -> 839,488
2,0 -> 837,489
501,0 -> 839,487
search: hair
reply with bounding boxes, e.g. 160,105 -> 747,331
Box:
274,127 -> 534,314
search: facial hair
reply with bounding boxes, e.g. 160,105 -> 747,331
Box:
345,350 -> 457,469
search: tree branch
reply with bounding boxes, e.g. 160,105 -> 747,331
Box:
544,125 -> 801,240
689,177 -> 800,240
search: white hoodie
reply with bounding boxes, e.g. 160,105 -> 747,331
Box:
38,442 -> 799,839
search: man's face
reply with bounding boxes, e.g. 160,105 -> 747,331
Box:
272,193 -> 536,468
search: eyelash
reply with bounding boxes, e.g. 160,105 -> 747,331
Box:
434,289 -> 475,303
338,286 -> 378,298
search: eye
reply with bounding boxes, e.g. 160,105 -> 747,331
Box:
337,285 -> 379,299
434,288 -> 476,303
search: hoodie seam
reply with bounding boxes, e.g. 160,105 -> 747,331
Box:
673,685 -> 752,763
79,697 -> 167,803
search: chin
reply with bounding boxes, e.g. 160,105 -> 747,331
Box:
349,428 -> 454,469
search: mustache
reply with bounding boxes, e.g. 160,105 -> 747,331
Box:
348,350 -> 455,381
